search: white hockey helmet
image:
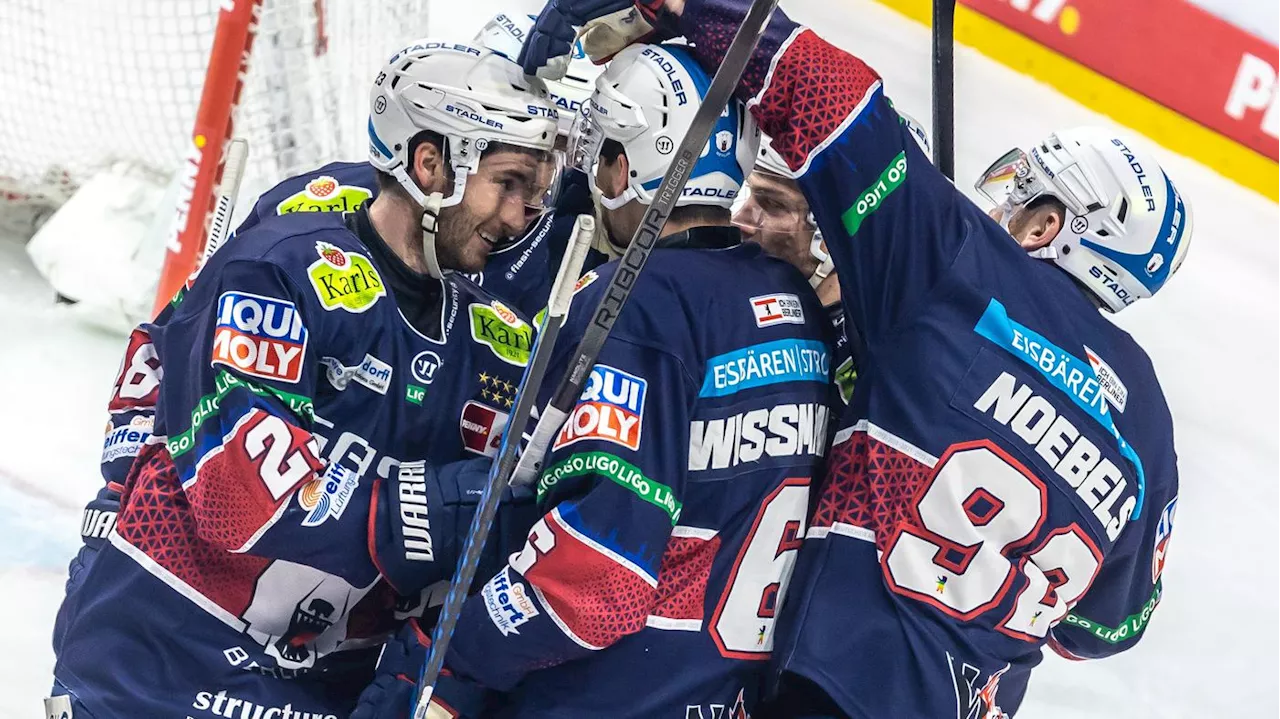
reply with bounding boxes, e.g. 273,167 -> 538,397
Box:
976,127 -> 1192,312
473,13 -> 604,138
368,40 -> 560,212
569,42 -> 760,211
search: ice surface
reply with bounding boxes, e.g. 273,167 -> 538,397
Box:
1,0 -> 1274,716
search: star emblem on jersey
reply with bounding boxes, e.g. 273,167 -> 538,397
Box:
478,372 -> 516,408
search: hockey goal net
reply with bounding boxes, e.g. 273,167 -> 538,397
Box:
0,0 -> 429,316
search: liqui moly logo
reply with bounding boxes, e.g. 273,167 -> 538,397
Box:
211,291 -> 309,383
554,365 -> 647,451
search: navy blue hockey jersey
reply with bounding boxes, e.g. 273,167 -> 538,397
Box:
679,3 -> 1181,716
53,211 -> 538,717
440,231 -> 837,718
233,160 -> 601,317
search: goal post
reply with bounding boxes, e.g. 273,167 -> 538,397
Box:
155,0 -> 260,315
0,0 -> 432,322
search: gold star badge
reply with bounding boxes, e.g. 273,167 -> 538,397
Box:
478,372 -> 491,386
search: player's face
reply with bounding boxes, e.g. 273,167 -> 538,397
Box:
733,171 -> 818,277
437,150 -> 545,272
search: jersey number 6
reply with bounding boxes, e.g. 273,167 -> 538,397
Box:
882,440 -> 1102,640
711,479 -> 809,660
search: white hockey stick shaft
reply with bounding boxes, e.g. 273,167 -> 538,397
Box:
411,212 -> 595,717
198,138 -> 249,270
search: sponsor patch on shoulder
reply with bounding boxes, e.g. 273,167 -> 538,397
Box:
470,302 -> 533,366
307,241 -> 386,313
482,566 -> 540,636
212,291 -> 309,383
275,175 -> 373,215
750,293 -> 805,327
554,365 -> 647,452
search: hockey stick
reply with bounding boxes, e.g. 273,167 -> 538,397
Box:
412,0 -> 780,711
932,0 -> 955,179
200,138 -> 250,268
410,213 -> 595,717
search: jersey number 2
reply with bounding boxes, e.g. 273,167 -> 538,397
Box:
883,441 -> 1102,640
711,479 -> 809,659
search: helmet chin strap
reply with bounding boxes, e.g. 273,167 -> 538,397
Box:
807,223 -> 832,288
393,163 -> 463,281
420,191 -> 446,280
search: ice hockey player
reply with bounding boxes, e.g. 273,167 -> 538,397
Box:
46,13 -> 600,621
735,118 -> 930,409
521,0 -> 1191,716
231,12 -> 606,317
350,41 -> 835,719
48,40 -> 560,718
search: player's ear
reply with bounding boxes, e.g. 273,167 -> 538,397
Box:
410,139 -> 448,196
1013,204 -> 1062,250
597,148 -> 630,201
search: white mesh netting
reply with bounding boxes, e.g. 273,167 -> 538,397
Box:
0,0 -> 431,231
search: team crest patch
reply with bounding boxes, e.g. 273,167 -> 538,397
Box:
211,291 -> 308,383
1084,346 -> 1128,413
553,364 -> 646,452
750,293 -> 804,327
469,302 -> 533,366
307,242 -> 386,313
460,400 -> 510,457
275,175 -> 373,215
1152,496 -> 1177,583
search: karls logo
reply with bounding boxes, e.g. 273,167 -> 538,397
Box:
482,567 -> 540,636
211,291 -> 308,383
688,403 -> 829,472
470,302 -> 533,366
1152,496 -> 1177,583
276,175 -> 373,215
460,400 -> 510,457
307,242 -> 386,313
750,293 -> 805,327
1225,52 -> 1279,140
554,365 -> 647,451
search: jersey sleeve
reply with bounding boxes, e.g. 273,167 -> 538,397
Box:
678,0 -> 971,348
1050,470 -> 1178,660
443,334 -> 697,692
150,257 -> 367,580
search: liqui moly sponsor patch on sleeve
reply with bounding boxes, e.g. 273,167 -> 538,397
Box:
750,293 -> 805,327
212,291 -> 309,383
553,365 -> 647,452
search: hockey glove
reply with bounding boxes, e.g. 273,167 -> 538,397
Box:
350,619 -> 490,719
370,458 -> 540,596
519,0 -> 635,76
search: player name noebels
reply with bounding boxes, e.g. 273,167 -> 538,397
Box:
975,371 -> 1136,540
